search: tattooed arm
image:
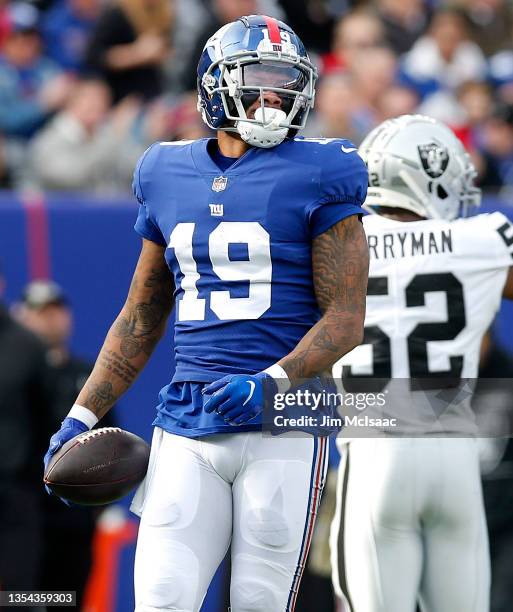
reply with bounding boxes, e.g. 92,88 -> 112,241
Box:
278,215 -> 369,385
75,238 -> 174,420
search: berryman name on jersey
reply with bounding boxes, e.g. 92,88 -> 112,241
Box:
367,228 -> 453,260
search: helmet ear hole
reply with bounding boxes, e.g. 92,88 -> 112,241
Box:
437,185 -> 448,199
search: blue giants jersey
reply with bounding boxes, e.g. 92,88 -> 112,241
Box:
133,137 -> 367,436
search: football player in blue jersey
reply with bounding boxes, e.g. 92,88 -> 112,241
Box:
44,15 -> 369,612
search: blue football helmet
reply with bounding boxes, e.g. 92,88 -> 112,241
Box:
197,15 -> 317,148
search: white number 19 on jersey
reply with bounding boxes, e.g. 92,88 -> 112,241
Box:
169,222 -> 272,321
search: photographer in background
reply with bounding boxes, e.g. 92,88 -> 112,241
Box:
15,280 -> 117,608
0,271 -> 56,607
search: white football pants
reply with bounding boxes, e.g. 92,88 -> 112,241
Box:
330,438 -> 490,612
132,428 -> 328,612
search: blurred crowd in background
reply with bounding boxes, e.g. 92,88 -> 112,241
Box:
1,2 -> 512,610
0,0 -> 513,195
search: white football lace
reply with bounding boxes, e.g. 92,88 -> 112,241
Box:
78,427 -> 123,444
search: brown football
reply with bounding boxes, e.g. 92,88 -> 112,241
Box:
44,427 -> 150,506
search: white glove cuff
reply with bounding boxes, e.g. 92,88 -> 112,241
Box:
67,404 -> 98,429
263,364 -> 291,393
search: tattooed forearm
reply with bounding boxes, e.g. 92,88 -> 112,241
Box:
279,215 -> 369,383
99,349 -> 139,385
112,288 -> 167,359
76,240 -> 174,419
85,382 -> 116,414
145,265 -> 171,288
113,266 -> 171,338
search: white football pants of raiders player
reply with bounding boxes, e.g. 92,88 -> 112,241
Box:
330,438 -> 490,612
132,428 -> 328,612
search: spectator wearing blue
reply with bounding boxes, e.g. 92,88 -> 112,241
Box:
0,3 -> 73,139
42,0 -> 101,74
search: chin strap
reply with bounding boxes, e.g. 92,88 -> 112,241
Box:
236,107 -> 288,149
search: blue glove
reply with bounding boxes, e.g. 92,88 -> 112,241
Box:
203,372 -> 275,425
43,417 -> 89,505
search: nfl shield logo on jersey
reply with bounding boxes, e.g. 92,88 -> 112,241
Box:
418,144 -> 449,178
212,176 -> 228,192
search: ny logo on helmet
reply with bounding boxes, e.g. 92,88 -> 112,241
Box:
418,143 -> 449,179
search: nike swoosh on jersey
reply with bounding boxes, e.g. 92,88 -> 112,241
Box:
242,380 -> 256,406
341,145 -> 357,153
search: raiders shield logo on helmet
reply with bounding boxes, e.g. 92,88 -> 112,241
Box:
418,143 -> 449,178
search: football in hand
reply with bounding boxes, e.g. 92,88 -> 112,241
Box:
44,427 -> 150,506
